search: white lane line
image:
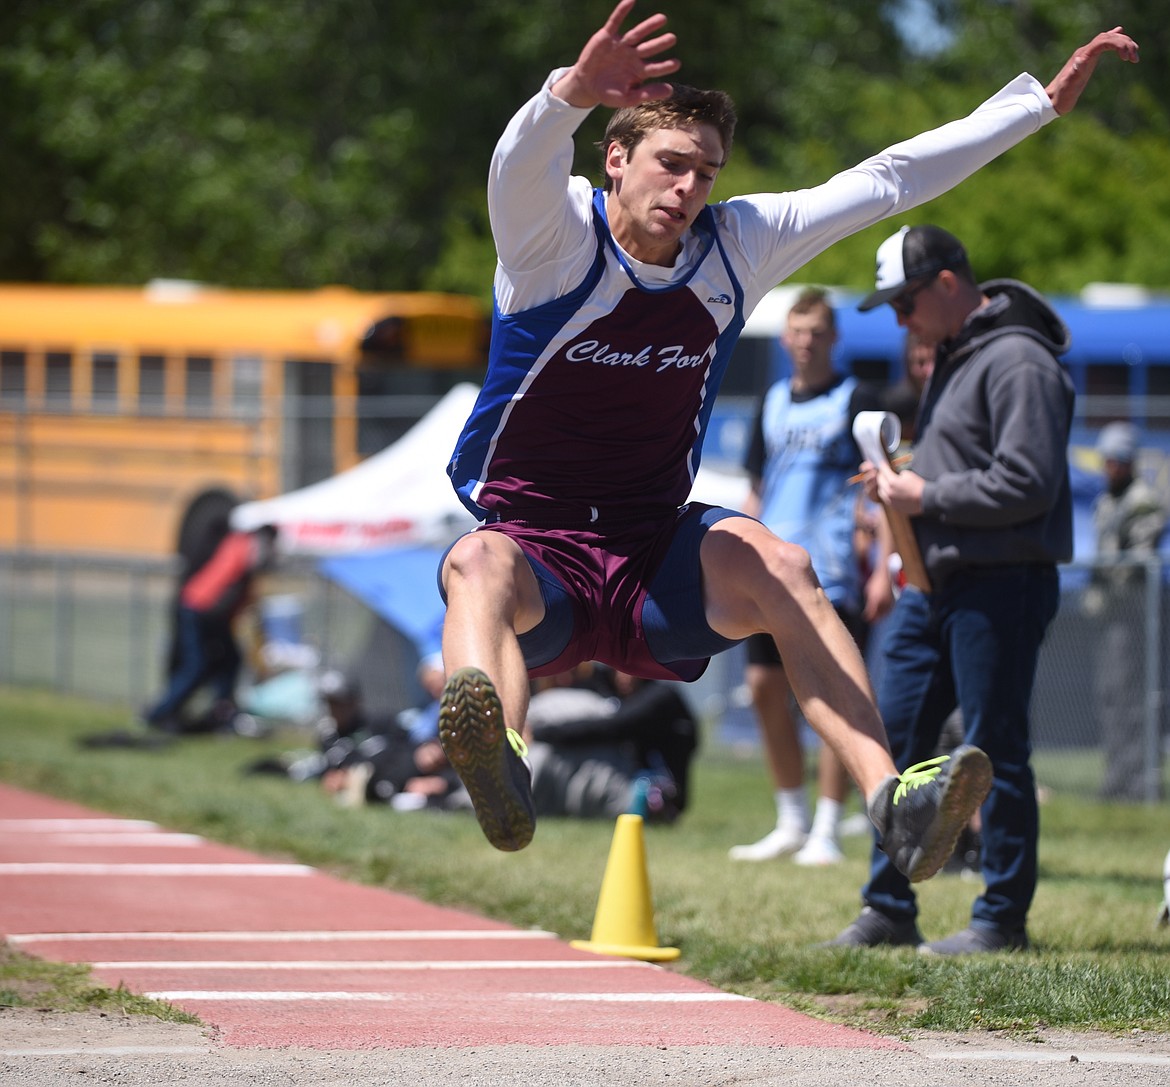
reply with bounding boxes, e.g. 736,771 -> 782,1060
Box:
10,929 -> 557,943
149,991 -> 406,1002
145,990 -> 742,1003
0,819 -> 159,831
0,863 -> 313,875
538,992 -> 752,1002
94,959 -> 649,970
25,833 -> 204,846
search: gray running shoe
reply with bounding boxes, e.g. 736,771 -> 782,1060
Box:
868,745 -> 993,883
438,667 -> 535,852
824,906 -> 923,948
920,923 -> 1029,956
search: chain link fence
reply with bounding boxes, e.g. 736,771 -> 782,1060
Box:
1031,560 -> 1167,803
0,551 -> 424,725
1,550 -> 1166,803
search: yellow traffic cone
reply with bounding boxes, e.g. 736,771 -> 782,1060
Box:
570,813 -> 680,961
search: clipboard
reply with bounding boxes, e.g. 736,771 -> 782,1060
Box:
852,411 -> 932,593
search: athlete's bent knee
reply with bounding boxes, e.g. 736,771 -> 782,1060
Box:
443,532 -> 521,592
759,536 -> 816,586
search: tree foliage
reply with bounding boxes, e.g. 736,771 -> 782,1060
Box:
0,0 -> 1165,298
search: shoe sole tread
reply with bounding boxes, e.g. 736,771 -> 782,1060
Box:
438,667 -> 534,852
907,746 -> 993,883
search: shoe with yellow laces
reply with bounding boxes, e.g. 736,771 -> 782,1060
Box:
438,667 -> 535,852
867,746 -> 993,883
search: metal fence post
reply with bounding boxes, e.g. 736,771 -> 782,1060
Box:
1143,557 -> 1164,803
129,567 -> 149,709
0,553 -> 12,683
52,554 -> 73,694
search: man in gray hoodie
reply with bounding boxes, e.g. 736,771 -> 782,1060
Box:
830,224 -> 1074,954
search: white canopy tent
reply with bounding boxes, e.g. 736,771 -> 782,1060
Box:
230,380 -> 749,556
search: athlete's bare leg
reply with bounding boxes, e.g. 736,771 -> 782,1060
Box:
439,529 -> 544,739
437,530 -> 548,850
700,517 -> 895,798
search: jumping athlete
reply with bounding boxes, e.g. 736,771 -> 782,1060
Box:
435,1 -> 1138,865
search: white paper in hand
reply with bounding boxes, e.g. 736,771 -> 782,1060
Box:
852,411 -> 901,468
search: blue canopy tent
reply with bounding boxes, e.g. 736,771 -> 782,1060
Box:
317,545 -> 447,661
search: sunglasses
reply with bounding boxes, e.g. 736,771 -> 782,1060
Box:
890,276 -> 937,318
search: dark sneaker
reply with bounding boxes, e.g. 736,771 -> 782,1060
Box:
438,667 -> 535,852
823,906 -> 923,948
868,745 -> 993,883
920,923 -> 1029,956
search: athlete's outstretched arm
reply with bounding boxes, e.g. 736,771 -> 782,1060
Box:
551,0 -> 680,110
1045,27 -> 1139,115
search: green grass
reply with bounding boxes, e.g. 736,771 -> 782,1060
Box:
0,941 -> 199,1023
1,683 -> 1168,1037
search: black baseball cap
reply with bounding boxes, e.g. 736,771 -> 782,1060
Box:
857,225 -> 968,312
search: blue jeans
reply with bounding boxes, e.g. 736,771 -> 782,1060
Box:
863,565 -> 1060,931
145,606 -> 241,724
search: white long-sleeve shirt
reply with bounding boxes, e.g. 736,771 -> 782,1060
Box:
490,67 -> 1055,318
449,68 -> 1055,521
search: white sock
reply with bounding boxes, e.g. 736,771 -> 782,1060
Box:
809,796 -> 842,841
776,787 -> 808,831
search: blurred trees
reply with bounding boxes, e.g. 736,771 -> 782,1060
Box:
0,0 -> 1164,300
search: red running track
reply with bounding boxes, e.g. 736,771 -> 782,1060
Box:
0,783 -> 902,1051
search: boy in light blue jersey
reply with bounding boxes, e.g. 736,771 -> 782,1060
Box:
730,289 -> 889,867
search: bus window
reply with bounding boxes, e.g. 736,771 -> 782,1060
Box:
92,351 -> 119,413
1083,362 -> 1132,428
0,350 -> 26,406
284,359 -> 334,489
360,316 -> 404,363
45,352 -> 73,409
1144,365 -> 1170,397
850,356 -> 892,385
1144,365 -> 1170,430
720,338 -> 774,398
138,354 -> 166,414
230,354 -> 264,419
185,355 -> 214,417
1084,363 -> 1129,398
356,368 -> 424,454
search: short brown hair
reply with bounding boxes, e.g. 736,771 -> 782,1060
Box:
598,83 -> 737,192
787,287 -> 836,333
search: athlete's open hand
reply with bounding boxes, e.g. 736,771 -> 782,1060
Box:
551,0 -> 680,110
1045,27 -> 1139,115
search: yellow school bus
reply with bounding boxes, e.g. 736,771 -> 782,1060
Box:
0,282 -> 487,556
